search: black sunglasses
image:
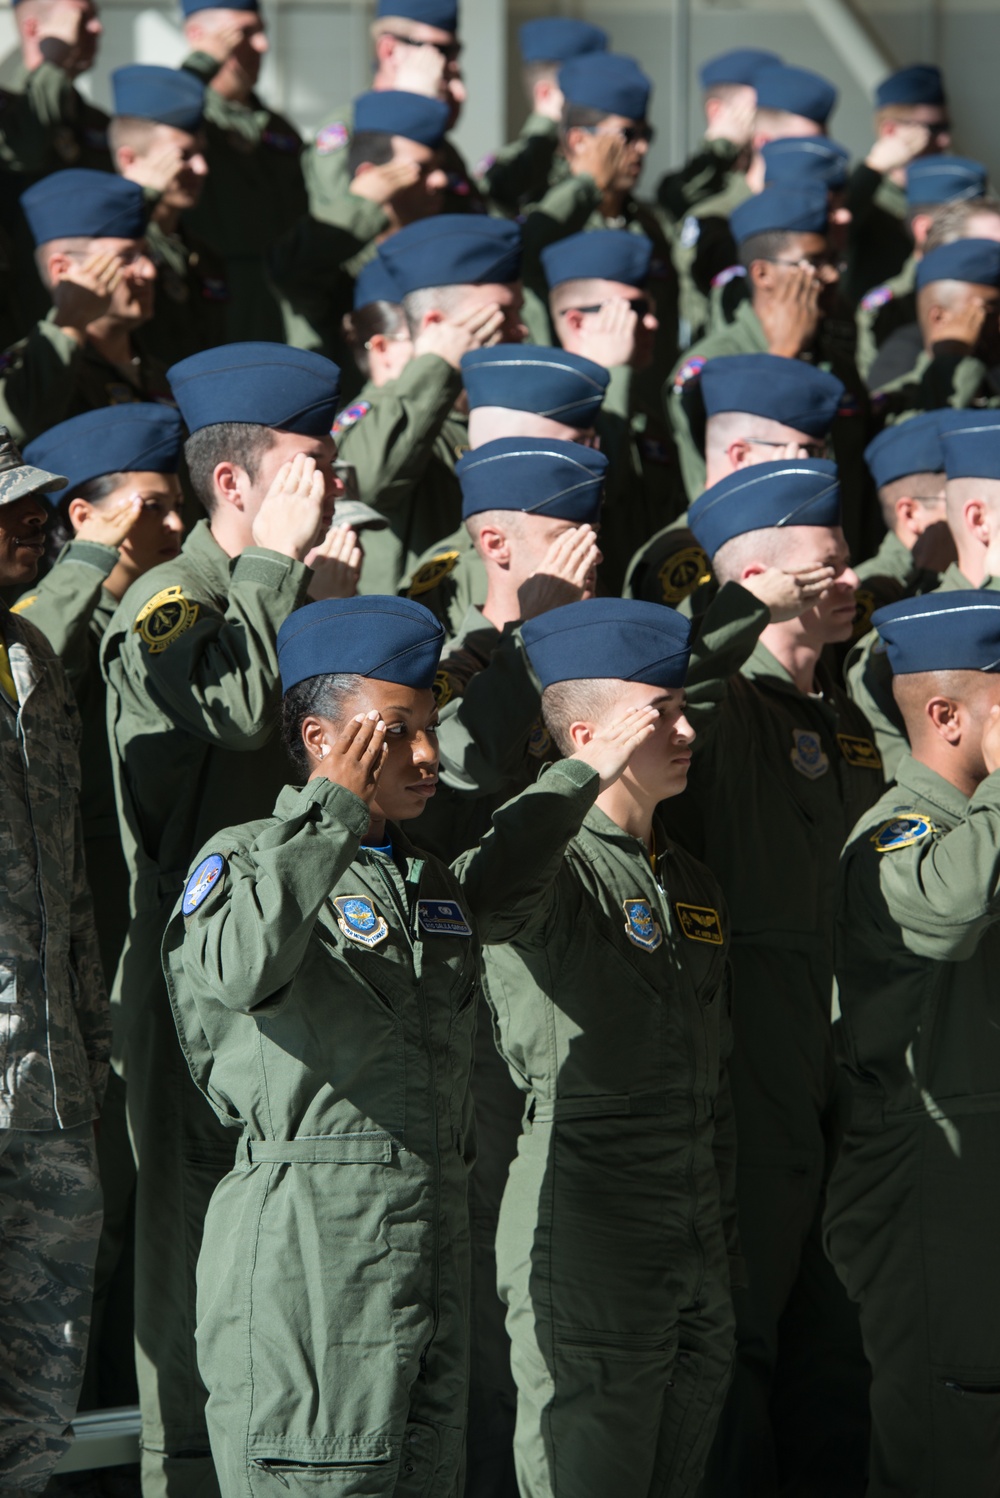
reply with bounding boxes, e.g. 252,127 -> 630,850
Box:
562,297 -> 651,318
387,32 -> 462,63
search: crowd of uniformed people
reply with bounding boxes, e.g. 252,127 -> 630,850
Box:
2,1 -> 1000,1495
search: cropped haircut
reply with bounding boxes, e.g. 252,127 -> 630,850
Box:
107,116 -> 160,158
401,283 -> 467,338
924,195 -> 1000,254
712,526 -> 786,584
341,299 -> 408,379
739,229 -> 795,273
522,59 -> 558,102
183,422 -> 275,514
877,471 -> 945,530
541,677 -> 622,757
347,130 -> 395,178
279,672 -> 365,779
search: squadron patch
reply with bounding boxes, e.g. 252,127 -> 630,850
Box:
871,815 -> 933,853
673,355 -> 706,391
623,898 -> 663,952
332,400 -> 371,436
837,733 -> 883,771
432,670 -> 455,708
182,854 -> 225,915
408,551 -> 459,597
852,588 -> 877,638
333,895 -> 389,948
416,899 -> 472,937
658,545 -> 710,606
133,585 -> 200,654
315,121 -> 349,153
861,284 -> 894,313
9,595 -> 37,615
790,729 -> 829,780
527,719 -> 553,759
675,901 -> 724,945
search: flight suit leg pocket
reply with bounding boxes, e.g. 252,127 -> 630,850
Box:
929,1376 -> 1000,1498
249,1455 -> 397,1498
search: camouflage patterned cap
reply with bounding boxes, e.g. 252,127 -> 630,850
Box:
0,426 -> 67,506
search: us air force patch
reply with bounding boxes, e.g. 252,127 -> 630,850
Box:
527,719 -> 552,759
416,899 -> 472,937
134,586 -> 200,654
183,854 -> 225,915
332,400 -> 371,436
790,729 -> 829,780
861,284 -> 893,313
837,733 -> 883,771
334,894 -> 389,948
675,902 -> 724,945
623,898 -> 662,952
658,545 -> 710,606
871,815 -> 933,853
315,121 -> 349,153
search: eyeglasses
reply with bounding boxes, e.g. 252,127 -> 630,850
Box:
895,119 -> 950,136
582,123 -> 655,146
561,297 -> 653,318
757,255 -> 836,273
742,436 -> 830,460
387,32 -> 462,63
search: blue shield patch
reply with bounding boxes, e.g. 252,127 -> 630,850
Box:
182,854 -> 225,916
333,894 -> 389,948
871,815 -> 933,853
790,729 -> 829,780
623,898 -> 663,952
416,899 -> 473,937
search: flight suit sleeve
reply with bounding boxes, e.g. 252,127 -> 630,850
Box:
712,963 -> 745,1287
873,349 -> 999,425
336,354 -> 463,512
11,540 -> 116,685
0,316 -> 84,446
656,138 -> 741,224
479,113 -> 559,215
453,756 -> 601,942
0,61 -> 78,172
174,777 -> 372,1012
682,581 -> 770,740
269,189 -> 386,292
113,548 -> 308,749
873,773 -> 1000,961
436,627 -> 542,797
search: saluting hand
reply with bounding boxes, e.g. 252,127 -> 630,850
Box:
570,703 -> 659,791
74,491 -> 144,549
757,264 -> 822,359
517,524 -> 601,619
51,248 -> 122,337
740,563 -> 837,622
306,523 -> 363,600
350,158 -> 421,205
311,710 -> 387,803
252,453 -> 328,561
983,705 -> 1000,777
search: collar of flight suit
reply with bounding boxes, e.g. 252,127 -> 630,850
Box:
890,750 -> 975,829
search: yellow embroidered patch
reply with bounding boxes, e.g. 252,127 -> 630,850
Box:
838,733 -> 883,771
675,902 -> 724,944
871,815 -> 933,853
408,551 -> 459,597
852,588 -> 876,639
526,718 -> 553,759
432,670 -> 455,708
9,595 -> 37,614
133,585 -> 199,654
657,545 -> 711,606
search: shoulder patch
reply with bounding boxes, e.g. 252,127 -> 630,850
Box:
871,814 -> 933,853
432,669 -> 456,708
837,391 -> 863,419
623,898 -> 663,951
333,894 -> 389,947
315,121 -> 349,154
182,853 -> 225,915
408,550 -> 459,597
852,587 -> 877,638
657,544 -> 710,606
790,728 -> 829,780
675,901 -> 724,945
861,284 -> 894,313
673,354 -> 706,390
526,718 -> 552,760
475,152 -> 497,176
680,214 -> 701,250
711,264 -> 746,291
9,594 -> 37,615
133,585 -> 200,655
416,898 -> 473,937
838,733 -> 883,772
262,128 -> 300,154
332,399 -> 371,436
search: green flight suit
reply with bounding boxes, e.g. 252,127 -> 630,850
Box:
872,345 -> 1000,425
161,754 -> 614,1498
667,299 -> 877,559
101,519 -> 309,1498
0,311 -> 173,447
623,523 -> 712,609
671,582 -> 882,1497
400,524 -> 481,641
844,563 -> 994,781
656,138 -> 745,227
854,254 -> 917,384
842,164 -> 910,308
483,789 -> 739,1496
333,353 -> 466,596
135,220 -> 229,371
850,527 -> 938,644
671,175 -> 749,349
180,52 -> 307,343
827,755 -> 1000,1496
12,540 -> 138,1412
477,113 -> 559,217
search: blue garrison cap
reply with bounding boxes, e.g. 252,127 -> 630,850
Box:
916,238 -> 1000,290
875,64 -> 945,109
729,184 -> 829,243
112,66 -> 205,131
519,19 -> 607,64
701,355 -> 844,436
168,344 -> 341,436
864,414 -> 945,489
941,412 -> 1000,481
375,0 -> 457,31
353,256 -> 401,310
457,437 -> 606,523
699,49 -> 781,89
523,598 -> 691,689
181,0 -> 258,14
688,458 -> 841,558
461,347 -> 608,424
21,169 -> 145,246
558,53 -> 651,121
278,596 -> 444,693
754,63 -> 837,125
873,591 -> 1000,674
540,228 -> 652,290
762,137 -> 850,192
353,90 -> 449,147
24,406 -> 184,496
379,215 -> 521,296
907,155 -> 986,207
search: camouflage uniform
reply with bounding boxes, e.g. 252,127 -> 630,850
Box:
0,601 -> 109,1491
